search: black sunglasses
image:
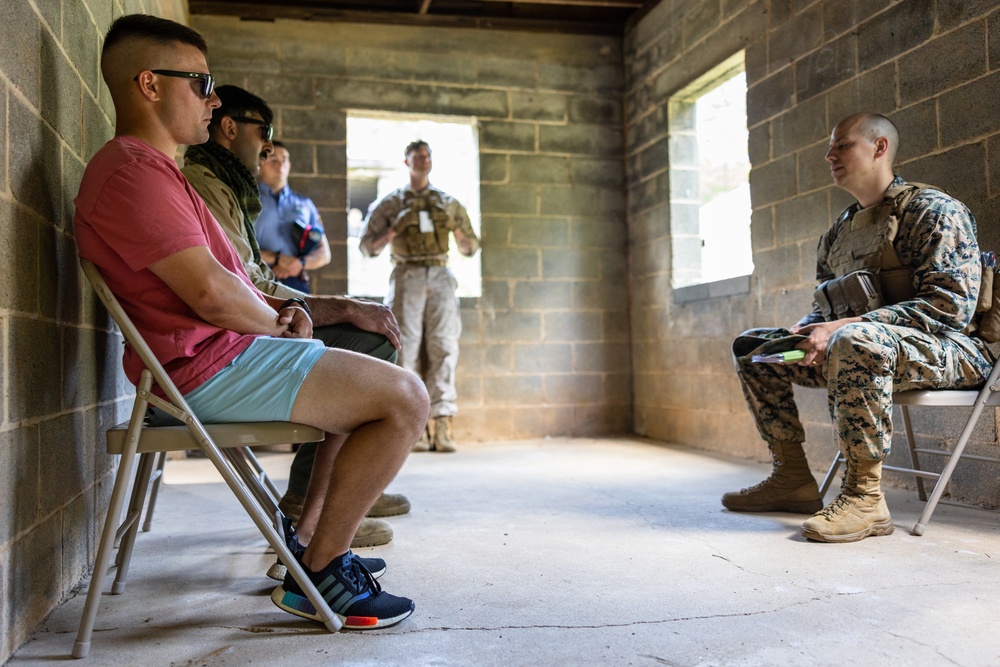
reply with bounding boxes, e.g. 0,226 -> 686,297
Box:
133,69 -> 215,98
229,116 -> 275,143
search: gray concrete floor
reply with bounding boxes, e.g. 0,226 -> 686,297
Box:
9,438 -> 1000,666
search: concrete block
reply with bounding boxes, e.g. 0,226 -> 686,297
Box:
483,247 -> 539,279
748,122 -> 771,167
682,0 -> 723,46
210,35 -> 282,73
774,189 -> 833,243
539,124 -> 623,157
630,104 -> 667,150
245,73 -> 316,108
460,343 -> 511,374
455,374 -> 482,406
570,219 -> 624,250
0,426 -> 40,542
937,0 -> 997,30
747,67 -> 794,126
858,0 -> 935,73
542,249 -> 602,280
483,375 -> 543,406
83,89 -> 112,163
65,1 -> 101,97
991,11 -> 1000,71
514,344 -> 573,373
906,142 -> 987,207
603,371 -> 633,404
571,158 -> 625,187
543,311 -> 601,341
749,154 -> 797,207
750,205 -> 775,252
510,93 -> 567,122
460,308 -> 482,341
539,186 -> 599,217
638,136 -> 671,180
768,4 -> 823,72
571,278 -> 627,312
575,342 -> 630,373
826,63 -> 895,130
317,80 -> 509,119
480,154 -> 508,183
0,86 -> 5,195
568,96 -> 622,125
481,216 -> 510,245
0,200 -> 40,313
9,512 -> 63,644
483,312 -> 541,342
938,70 -> 1000,148
62,485 -> 98,588
479,122 -> 536,152
510,218 -> 568,248
891,100 -> 938,164
753,242 -> 805,292
280,40 -> 347,76
10,98 -> 61,222
538,62 -> 622,95
544,374 -> 602,404
38,412 -> 93,516
291,176 -> 346,210
316,144 -> 347,177
769,0 -> 793,28
772,96 -> 828,158
280,109 -> 346,143
9,317 -> 62,422
63,326 -> 121,408
823,0 -> 889,39
794,32 -> 857,103
481,280 -> 511,311
513,281 -> 572,310
745,38 -> 768,83
796,142 -> 833,194
62,148 -> 86,231
348,48 -> 476,86
900,21 -> 985,107
481,184 -> 537,215
40,33 -> 83,158
510,155 -> 571,185
573,403 -> 631,435
477,57 -> 538,89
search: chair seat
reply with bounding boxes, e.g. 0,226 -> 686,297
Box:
106,421 -> 324,454
894,388 -> 1000,407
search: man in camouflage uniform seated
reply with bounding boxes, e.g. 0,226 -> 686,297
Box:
360,140 -> 480,453
723,113 -> 994,543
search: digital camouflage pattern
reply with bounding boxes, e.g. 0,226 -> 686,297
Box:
736,177 -> 994,462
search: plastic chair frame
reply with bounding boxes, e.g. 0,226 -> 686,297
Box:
819,356 -> 1000,536
72,259 -> 342,659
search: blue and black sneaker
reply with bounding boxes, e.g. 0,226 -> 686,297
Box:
267,518 -> 386,581
271,551 -> 414,629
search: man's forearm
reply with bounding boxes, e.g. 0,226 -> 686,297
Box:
306,294 -> 360,327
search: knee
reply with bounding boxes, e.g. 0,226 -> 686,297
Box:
395,370 -> 430,422
828,322 -> 891,364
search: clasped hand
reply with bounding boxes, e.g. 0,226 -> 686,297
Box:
277,305 -> 313,339
789,317 -> 861,367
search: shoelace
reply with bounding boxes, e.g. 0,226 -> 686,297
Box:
342,556 -> 382,596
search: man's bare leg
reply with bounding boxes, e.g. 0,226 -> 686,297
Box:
288,348 -> 428,570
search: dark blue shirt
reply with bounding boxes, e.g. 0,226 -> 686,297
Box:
255,183 -> 324,258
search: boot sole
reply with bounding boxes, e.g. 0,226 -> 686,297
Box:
801,518 -> 894,543
722,498 -> 824,514
366,501 -> 412,518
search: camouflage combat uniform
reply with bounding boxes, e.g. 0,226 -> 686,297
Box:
360,184 -> 480,419
736,176 -> 993,463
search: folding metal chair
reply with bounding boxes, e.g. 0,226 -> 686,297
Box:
819,357 -> 1000,536
72,259 -> 343,659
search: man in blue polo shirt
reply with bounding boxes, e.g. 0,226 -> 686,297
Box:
256,141 -> 331,293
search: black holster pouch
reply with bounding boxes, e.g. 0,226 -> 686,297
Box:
814,270 -> 885,320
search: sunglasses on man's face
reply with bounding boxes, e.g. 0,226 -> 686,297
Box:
229,116 -> 275,143
133,69 -> 216,98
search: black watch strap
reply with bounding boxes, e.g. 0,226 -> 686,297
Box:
278,297 -> 311,317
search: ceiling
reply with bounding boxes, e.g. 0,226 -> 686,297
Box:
188,0 -> 655,36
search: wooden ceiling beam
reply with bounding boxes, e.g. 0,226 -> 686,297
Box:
418,0 -> 432,14
476,0 -> 642,7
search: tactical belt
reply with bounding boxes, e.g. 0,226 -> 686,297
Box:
397,258 -> 448,267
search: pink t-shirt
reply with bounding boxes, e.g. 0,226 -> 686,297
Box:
75,136 -> 263,395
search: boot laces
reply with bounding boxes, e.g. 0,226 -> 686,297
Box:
817,494 -> 859,519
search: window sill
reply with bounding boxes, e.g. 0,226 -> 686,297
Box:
673,274 -> 750,304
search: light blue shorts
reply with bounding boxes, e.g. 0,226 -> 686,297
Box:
183,337 -> 327,423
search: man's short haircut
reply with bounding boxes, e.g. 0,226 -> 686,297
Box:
853,113 -> 900,164
271,140 -> 287,150
103,14 -> 207,57
210,85 -> 274,131
405,140 -> 430,158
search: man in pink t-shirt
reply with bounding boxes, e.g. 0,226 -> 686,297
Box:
76,14 -> 429,630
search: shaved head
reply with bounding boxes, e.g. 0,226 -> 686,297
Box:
101,15 -> 207,103
836,113 -> 899,165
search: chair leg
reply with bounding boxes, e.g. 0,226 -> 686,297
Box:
224,447 -> 278,517
142,451 -> 168,532
112,451 -> 157,595
900,406 -> 928,501
818,453 -> 843,498
72,395 -> 149,659
241,446 -> 282,505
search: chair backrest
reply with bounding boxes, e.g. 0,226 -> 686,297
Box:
81,258 -> 196,415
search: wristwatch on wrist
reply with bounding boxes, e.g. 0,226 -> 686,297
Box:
278,297 -> 311,317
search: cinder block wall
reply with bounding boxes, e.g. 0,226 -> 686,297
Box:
0,0 -> 187,661
627,0 -> 1000,505
193,16 -> 632,441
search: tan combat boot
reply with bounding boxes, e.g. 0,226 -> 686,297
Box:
278,491 -> 305,524
350,517 -> 394,548
801,458 -> 893,543
366,492 -> 411,517
432,415 -> 456,453
721,441 -> 823,513
412,423 -> 431,452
